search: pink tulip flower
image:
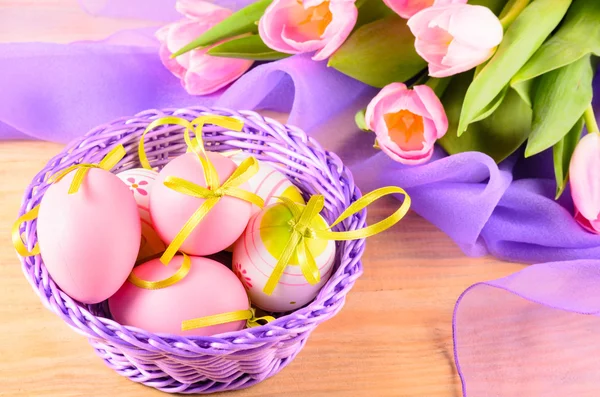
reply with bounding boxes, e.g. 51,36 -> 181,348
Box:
407,4 -> 503,78
258,0 -> 358,61
157,0 -> 254,95
365,83 -> 448,165
570,132 -> 600,234
383,0 -> 467,19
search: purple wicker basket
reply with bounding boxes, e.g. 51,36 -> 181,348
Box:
17,106 -> 367,394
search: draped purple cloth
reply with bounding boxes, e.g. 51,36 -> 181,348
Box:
3,1 -> 600,395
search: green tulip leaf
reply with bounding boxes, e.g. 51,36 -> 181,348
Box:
553,117 -> 584,199
207,34 -> 290,60
171,0 -> 272,58
471,85 -> 509,123
328,15 -> 426,88
355,109 -> 370,131
525,54 -> 594,157
512,0 -> 600,105
458,0 -> 572,136
439,71 -> 532,163
354,0 -> 395,28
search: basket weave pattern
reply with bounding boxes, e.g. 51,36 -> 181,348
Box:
18,107 -> 366,394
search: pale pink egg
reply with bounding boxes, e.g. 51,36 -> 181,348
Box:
37,168 -> 141,304
117,168 -> 167,263
232,203 -> 336,313
150,152 -> 252,256
229,153 -> 305,215
109,255 -> 249,336
116,168 -> 158,222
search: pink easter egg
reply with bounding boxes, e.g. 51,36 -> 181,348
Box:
150,152 -> 252,256
232,203 -> 336,313
109,255 -> 249,336
37,168 -> 141,304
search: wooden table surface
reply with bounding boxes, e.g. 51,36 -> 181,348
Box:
0,2 -> 527,396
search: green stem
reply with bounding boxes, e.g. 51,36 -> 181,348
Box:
425,77 -> 451,98
499,0 -> 531,30
584,105 -> 599,134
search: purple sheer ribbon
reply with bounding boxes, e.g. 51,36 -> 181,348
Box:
3,1 -> 600,395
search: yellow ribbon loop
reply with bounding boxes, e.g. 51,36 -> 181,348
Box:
315,186 -> 411,240
139,116 -> 193,170
140,115 -> 263,265
50,144 -> 127,194
139,115 -> 244,172
263,186 -> 411,295
12,205 -> 41,257
12,144 -> 127,258
128,252 -> 192,290
181,307 -> 275,331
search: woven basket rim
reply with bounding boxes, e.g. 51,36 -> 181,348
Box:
17,106 -> 367,349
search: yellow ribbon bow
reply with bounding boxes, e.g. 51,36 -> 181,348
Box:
139,115 -> 265,265
181,306 -> 275,331
263,186 -> 412,295
12,144 -> 127,257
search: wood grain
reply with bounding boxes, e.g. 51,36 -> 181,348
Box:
0,2 -> 526,396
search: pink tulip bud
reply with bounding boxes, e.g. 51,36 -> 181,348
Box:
570,132 -> 600,234
407,4 -> 503,78
383,0 -> 467,19
258,0 -> 358,61
365,83 -> 448,165
156,0 -> 254,95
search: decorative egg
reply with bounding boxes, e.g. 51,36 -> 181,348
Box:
109,255 -> 249,336
37,168 -> 141,304
116,168 -> 157,222
232,202 -> 336,312
117,168 -> 166,262
150,152 -> 253,256
230,153 -> 305,215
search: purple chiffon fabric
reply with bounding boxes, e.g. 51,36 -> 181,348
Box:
3,1 -> 600,395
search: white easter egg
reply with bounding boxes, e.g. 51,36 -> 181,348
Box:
230,153 -> 305,214
116,168 -> 158,222
232,202 -> 336,312
117,168 -> 166,262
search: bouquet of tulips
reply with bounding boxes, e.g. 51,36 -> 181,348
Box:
157,0 -> 599,233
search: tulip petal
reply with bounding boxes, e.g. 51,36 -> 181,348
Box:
175,0 -> 231,21
184,53 -> 252,95
166,19 -> 213,56
570,133 -> 600,221
303,0 -> 327,8
259,0 -> 305,53
575,210 -> 600,234
365,83 -> 408,131
313,1 -> 357,60
158,43 -> 186,79
379,136 -> 435,165
407,5 -> 456,36
414,85 -> 448,138
155,25 -> 170,42
447,5 -> 503,49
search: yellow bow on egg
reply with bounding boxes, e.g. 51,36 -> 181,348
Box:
263,186 -> 412,295
138,115 -> 265,265
12,144 -> 127,257
181,307 -> 275,331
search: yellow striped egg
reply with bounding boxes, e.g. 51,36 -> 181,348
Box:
232,202 -> 336,312
229,153 -> 305,214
